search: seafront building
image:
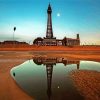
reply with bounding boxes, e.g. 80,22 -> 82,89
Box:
0,41 -> 29,47
33,4 -> 80,46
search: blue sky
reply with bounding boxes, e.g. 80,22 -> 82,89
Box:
0,0 -> 100,44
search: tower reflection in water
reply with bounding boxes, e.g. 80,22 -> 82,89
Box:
33,57 -> 80,100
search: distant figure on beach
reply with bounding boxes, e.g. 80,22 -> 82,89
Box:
13,72 -> 15,77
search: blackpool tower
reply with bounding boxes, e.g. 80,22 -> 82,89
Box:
46,3 -> 53,38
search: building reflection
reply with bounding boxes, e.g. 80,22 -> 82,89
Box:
33,57 -> 80,100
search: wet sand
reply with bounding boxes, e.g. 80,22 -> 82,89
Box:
0,51 -> 100,61
0,51 -> 100,100
0,56 -> 33,100
71,70 -> 100,100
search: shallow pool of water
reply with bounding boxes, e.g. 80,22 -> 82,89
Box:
10,57 -> 100,100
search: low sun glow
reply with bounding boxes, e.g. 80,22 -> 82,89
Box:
57,13 -> 60,17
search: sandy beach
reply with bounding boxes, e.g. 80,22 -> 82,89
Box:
0,51 -> 100,61
0,51 -> 100,100
71,70 -> 100,100
0,57 -> 33,100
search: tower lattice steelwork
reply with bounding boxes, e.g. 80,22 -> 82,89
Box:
46,4 -> 53,38
46,64 -> 53,100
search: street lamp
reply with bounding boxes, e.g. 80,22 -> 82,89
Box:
13,27 -> 16,41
